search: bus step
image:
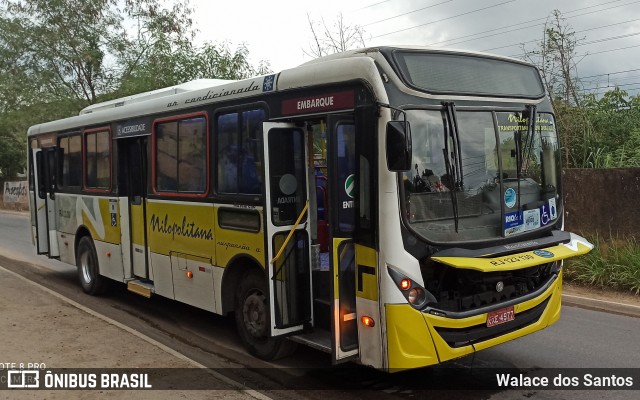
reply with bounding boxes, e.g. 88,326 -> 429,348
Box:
127,280 -> 154,298
290,329 -> 331,353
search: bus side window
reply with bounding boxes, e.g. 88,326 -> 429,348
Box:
58,134 -> 82,189
216,108 -> 264,196
154,115 -> 208,194
84,129 -> 111,190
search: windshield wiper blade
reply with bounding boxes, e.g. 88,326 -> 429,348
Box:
444,102 -> 464,190
521,105 -> 537,175
442,102 -> 462,232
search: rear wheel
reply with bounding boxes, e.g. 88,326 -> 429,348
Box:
234,270 -> 297,360
76,236 -> 107,295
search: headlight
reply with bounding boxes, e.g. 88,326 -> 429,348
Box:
387,265 -> 437,310
408,287 -> 427,307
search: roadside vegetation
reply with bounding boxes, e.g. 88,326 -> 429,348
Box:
565,235 -> 640,295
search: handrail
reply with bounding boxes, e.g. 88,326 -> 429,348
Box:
270,201 -> 309,264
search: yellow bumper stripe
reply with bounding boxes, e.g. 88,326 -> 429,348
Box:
431,234 -> 592,272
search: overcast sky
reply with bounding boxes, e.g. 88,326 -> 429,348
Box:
190,0 -> 640,96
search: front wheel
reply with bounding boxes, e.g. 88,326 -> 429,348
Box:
234,270 -> 297,360
76,236 -> 107,295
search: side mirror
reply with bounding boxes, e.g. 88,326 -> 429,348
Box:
386,120 -> 412,172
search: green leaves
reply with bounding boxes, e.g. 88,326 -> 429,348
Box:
0,0 -> 269,180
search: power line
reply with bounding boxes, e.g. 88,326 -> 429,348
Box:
583,43 -> 640,56
582,68 -> 640,79
371,0 -> 516,39
580,81 -> 640,91
582,74 -> 640,84
429,0 -> 632,46
580,31 -> 640,47
350,0 -> 392,12
508,32 -> 640,58
482,17 -> 640,52
362,1 -> 452,27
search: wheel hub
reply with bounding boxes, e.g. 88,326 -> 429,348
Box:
81,252 -> 92,284
242,291 -> 267,337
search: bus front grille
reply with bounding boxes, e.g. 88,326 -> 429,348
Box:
433,297 -> 549,348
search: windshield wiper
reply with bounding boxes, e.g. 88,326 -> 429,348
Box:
442,102 -> 463,232
443,102 -> 464,190
521,104 -> 537,176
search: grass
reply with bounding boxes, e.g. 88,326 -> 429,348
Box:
564,234 -> 640,294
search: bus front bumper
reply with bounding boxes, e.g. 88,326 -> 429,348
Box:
385,271 -> 563,371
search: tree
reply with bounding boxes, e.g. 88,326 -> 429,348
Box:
521,10 -> 585,108
581,88 -> 640,167
520,10 -> 591,168
118,41 -> 271,95
0,0 -> 271,107
0,0 -> 270,180
0,0 -> 202,108
305,12 -> 366,58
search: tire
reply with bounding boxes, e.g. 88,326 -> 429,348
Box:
76,236 -> 107,295
234,270 -> 297,360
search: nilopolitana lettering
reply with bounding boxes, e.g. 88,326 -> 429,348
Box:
149,214 -> 213,240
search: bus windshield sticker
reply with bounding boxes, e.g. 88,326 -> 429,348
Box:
504,187 -> 517,208
523,209 -> 541,231
548,198 -> 557,219
504,211 -> 524,236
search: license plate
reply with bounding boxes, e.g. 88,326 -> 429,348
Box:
486,306 -> 515,327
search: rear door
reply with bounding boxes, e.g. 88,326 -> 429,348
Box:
122,138 -> 149,279
32,147 -> 59,257
263,122 -> 313,336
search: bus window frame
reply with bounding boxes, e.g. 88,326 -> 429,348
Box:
57,131 -> 83,192
212,102 -> 268,203
82,126 -> 113,193
151,111 -> 210,198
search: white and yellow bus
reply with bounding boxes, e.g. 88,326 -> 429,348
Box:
28,46 -> 592,371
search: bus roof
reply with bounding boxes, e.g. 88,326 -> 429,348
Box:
302,45 -> 533,67
78,79 -> 235,115
27,55 -> 385,137
26,46 -> 536,137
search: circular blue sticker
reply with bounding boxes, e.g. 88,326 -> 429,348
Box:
533,249 -> 554,258
504,188 -> 517,208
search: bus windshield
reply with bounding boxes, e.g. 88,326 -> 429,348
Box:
402,108 -> 561,243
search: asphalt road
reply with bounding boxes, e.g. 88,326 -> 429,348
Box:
1,211 -> 638,399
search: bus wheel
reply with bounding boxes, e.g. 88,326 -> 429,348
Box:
234,270 -> 297,360
76,237 -> 107,295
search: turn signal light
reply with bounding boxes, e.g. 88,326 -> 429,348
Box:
186,271 -> 193,279
400,279 -> 411,290
361,316 -> 375,327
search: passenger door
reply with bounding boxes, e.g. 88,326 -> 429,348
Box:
118,137 -> 149,279
32,147 -> 59,257
327,115 -> 359,362
263,122 -> 312,336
